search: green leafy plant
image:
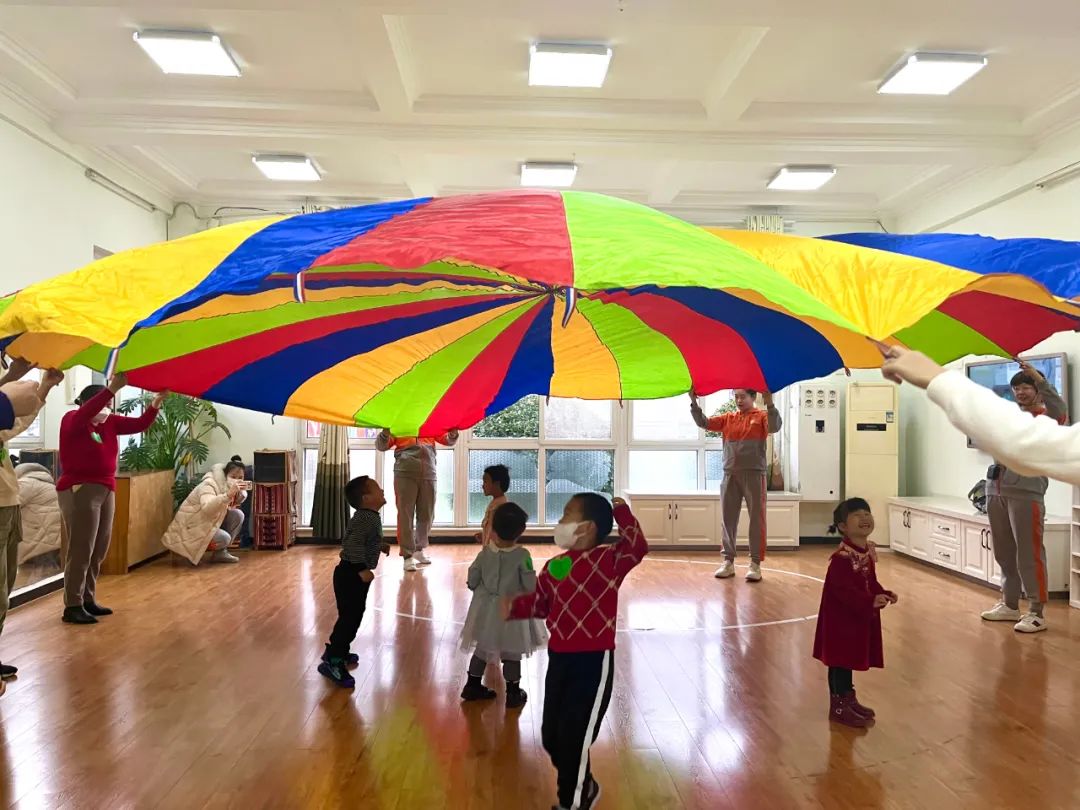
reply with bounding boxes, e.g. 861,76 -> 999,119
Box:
705,397 -> 737,439
116,392 -> 231,508
472,395 -> 540,438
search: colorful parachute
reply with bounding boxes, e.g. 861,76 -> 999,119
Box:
0,190 -> 1075,435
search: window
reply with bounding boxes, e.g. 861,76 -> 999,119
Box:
472,395 -> 539,439
632,396 -> 698,442
545,398 -> 612,440
628,450 -> 697,493
305,422 -> 379,441
468,449 -> 539,524
545,449 -> 614,524
705,450 -> 724,490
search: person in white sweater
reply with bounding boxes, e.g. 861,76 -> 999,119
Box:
881,346 -> 1080,484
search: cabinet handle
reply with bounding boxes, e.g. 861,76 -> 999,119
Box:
674,504 -> 679,520
668,503 -> 672,520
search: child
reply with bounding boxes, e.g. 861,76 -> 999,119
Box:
475,464 -> 510,544
318,475 -> 390,688
505,494 -> 648,810
812,497 -> 898,728
460,501 -> 547,709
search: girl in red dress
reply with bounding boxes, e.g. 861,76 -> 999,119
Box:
812,497 -> 898,728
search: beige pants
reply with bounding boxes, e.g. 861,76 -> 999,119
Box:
58,484 -> 115,608
721,470 -> 767,563
395,476 -> 435,556
0,506 -> 22,635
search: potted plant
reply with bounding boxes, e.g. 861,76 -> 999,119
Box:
116,392 -> 232,509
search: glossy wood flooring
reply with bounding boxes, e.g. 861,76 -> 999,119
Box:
0,543 -> 1078,809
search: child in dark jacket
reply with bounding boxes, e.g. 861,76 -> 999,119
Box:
505,494 -> 648,810
812,497 -> 898,728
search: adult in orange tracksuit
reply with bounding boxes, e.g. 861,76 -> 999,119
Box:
690,389 -> 781,582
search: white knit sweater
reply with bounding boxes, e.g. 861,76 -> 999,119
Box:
927,370 -> 1080,485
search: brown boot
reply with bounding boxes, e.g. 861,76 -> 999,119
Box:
847,690 -> 875,718
829,694 -> 868,728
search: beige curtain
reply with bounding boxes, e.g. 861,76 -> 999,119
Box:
311,424 -> 350,541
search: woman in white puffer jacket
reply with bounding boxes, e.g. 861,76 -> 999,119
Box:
162,460 -> 249,565
16,463 -> 62,565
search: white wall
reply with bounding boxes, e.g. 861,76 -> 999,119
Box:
895,152 -> 1080,518
0,109 -> 168,452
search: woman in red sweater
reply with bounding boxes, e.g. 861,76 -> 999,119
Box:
812,497 -> 898,728
58,373 -> 164,625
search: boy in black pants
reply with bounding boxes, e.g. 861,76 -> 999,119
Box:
505,494 -> 648,810
318,476 -> 389,688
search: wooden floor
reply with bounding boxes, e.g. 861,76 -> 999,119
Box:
0,543 -> 1077,810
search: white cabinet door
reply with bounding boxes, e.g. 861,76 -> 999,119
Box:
888,506 -> 909,552
634,499 -> 673,545
672,500 -> 716,545
907,510 -> 930,559
961,523 -> 990,581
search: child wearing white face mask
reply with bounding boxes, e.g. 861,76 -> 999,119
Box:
504,493 -> 648,810
57,373 -> 164,625
459,501 -> 547,708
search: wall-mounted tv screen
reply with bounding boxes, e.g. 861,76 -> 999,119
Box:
964,353 -> 1069,449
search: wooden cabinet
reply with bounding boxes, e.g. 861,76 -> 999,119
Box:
890,496 -> 1070,595
626,492 -> 801,549
103,470 -> 175,575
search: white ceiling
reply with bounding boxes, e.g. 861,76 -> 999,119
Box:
3,0 -> 1080,225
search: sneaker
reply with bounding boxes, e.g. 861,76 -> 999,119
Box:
83,600 -> 113,616
211,549 -> 240,564
413,550 -> 432,566
714,560 -> 735,579
829,694 -> 868,728
460,679 -> 497,702
582,777 -> 602,809
1014,613 -> 1048,634
745,562 -> 763,582
61,606 -> 97,625
317,659 -> 355,688
403,557 -> 420,572
506,683 -> 528,709
981,602 -> 1022,622
321,645 -> 359,667
0,663 -> 17,681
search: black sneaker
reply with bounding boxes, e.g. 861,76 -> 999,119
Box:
0,663 -> 17,680
83,600 -> 113,617
583,777 -> 602,809
506,684 -> 528,709
317,659 -> 355,688
460,680 -> 497,702
62,606 -> 97,625
321,646 -> 359,667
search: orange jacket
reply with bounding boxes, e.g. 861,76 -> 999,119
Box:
700,406 -> 781,472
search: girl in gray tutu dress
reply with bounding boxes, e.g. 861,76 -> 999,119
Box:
460,501 -> 548,708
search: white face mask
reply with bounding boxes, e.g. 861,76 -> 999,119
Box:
553,522 -> 580,550
91,407 -> 112,425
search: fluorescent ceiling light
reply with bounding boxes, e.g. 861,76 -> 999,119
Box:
133,30 -> 241,77
252,154 -> 322,182
520,162 -> 578,188
529,42 -> 612,88
767,166 -> 836,191
878,52 -> 987,95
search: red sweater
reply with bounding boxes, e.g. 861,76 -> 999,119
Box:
57,387 -> 159,492
812,538 -> 892,671
509,503 -> 648,653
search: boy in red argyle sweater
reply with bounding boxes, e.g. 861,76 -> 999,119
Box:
504,493 -> 648,810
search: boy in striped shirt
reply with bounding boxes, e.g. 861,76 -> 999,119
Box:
505,494 -> 648,810
318,476 -> 390,688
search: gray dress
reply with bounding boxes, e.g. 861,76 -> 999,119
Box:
459,545 -> 548,662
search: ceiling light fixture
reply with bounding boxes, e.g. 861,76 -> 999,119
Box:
877,52 -> 987,95
252,154 -> 322,182
766,166 -> 836,191
529,42 -> 612,88
520,162 -> 578,187
133,30 -> 241,77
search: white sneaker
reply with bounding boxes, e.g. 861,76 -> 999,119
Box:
745,562 -> 762,582
403,557 -> 420,572
980,602 -> 1022,622
211,549 -> 239,564
714,560 -> 735,579
414,550 -> 432,566
1014,613 -> 1048,634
